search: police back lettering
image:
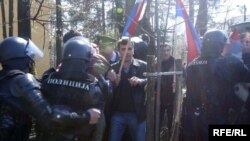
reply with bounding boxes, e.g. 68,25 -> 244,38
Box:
42,72 -> 103,113
47,78 -> 89,90
189,60 -> 208,66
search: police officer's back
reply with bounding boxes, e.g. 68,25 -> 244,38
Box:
181,29 -> 250,141
0,37 -> 98,141
40,37 -> 105,141
0,37 -> 45,141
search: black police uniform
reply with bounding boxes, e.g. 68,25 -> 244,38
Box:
0,37 -> 48,141
242,53 -> 250,123
37,36 -> 105,141
181,30 -> 250,141
39,69 -> 104,141
0,70 -> 33,141
0,37 -> 97,141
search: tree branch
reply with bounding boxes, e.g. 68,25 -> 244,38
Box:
33,0 -> 45,20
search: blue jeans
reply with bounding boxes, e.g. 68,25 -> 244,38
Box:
109,112 -> 137,141
137,120 -> 146,141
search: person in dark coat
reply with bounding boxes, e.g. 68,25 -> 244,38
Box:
107,37 -> 147,141
239,31 -> 250,123
0,37 -> 100,141
157,44 -> 175,135
181,29 -> 250,141
38,37 -> 106,141
132,36 -> 148,62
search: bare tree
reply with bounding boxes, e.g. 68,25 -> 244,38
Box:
18,0 -> 31,38
32,0 -> 45,20
9,0 -> 13,36
102,0 -> 105,34
189,0 -> 194,24
0,0 -> 7,38
56,0 -> 63,65
195,0 -> 208,36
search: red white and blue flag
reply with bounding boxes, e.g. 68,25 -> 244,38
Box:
122,0 -> 147,36
229,28 -> 242,59
175,0 -> 201,63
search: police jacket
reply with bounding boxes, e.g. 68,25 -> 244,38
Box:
0,69 -> 93,141
185,55 -> 250,124
242,53 -> 250,69
242,53 -> 250,122
110,58 -> 147,123
41,70 -> 104,137
0,70 -> 32,141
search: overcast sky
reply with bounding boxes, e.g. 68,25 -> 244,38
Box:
213,0 -> 249,22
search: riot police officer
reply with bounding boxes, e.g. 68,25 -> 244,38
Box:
0,36 -> 102,141
39,36 -> 107,141
181,29 -> 250,141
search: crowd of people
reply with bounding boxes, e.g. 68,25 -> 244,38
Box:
0,26 -> 250,141
0,31 -> 151,141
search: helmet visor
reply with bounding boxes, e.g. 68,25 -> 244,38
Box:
25,39 -> 44,61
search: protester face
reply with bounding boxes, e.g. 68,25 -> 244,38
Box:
119,41 -> 134,62
161,46 -> 171,61
100,47 -> 114,61
241,32 -> 250,54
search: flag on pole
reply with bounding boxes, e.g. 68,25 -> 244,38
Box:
229,28 -> 242,59
122,0 -> 147,36
175,0 -> 201,63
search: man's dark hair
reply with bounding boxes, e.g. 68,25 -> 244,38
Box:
63,30 -> 82,43
160,43 -> 172,49
139,33 -> 150,44
117,37 -> 134,49
118,37 -> 128,48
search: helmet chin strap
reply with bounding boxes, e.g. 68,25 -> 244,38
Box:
28,60 -> 37,76
26,56 -> 37,75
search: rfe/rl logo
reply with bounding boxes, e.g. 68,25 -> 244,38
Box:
213,129 -> 247,136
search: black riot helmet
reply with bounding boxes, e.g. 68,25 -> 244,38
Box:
0,36 -> 43,62
62,36 -> 94,62
0,36 -> 44,71
201,29 -> 229,58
